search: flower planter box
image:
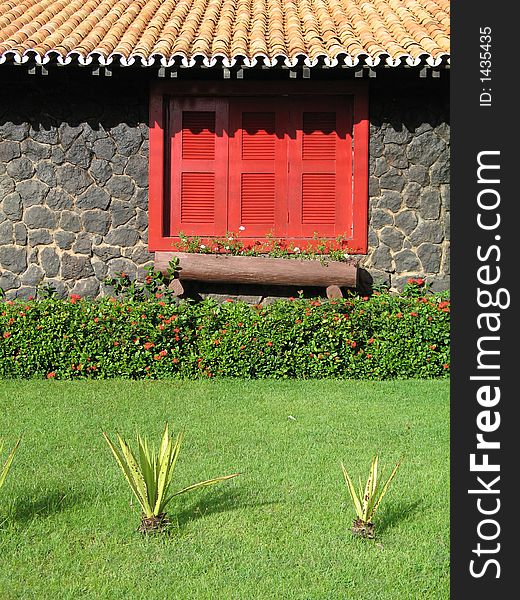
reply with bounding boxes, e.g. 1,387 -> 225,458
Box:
155,252 -> 358,297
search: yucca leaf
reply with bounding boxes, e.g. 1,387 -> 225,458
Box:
116,434 -> 151,514
371,461 -> 400,520
154,435 -> 174,514
362,458 -> 376,521
137,434 -> 156,507
0,437 -> 21,489
167,473 -> 240,503
103,432 -> 152,517
341,462 -> 363,520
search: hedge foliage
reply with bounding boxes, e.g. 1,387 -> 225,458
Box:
0,289 -> 450,380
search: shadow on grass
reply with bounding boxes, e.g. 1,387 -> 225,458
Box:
376,499 -> 423,534
166,487 -> 278,533
10,488 -> 95,524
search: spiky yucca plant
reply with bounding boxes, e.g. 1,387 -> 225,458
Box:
103,423 -> 239,533
0,437 -> 21,491
341,456 -> 400,539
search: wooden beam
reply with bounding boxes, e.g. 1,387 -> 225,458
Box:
155,252 -> 357,288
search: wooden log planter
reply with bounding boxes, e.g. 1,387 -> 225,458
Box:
155,252 -> 358,298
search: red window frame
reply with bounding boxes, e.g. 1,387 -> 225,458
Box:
149,81 -> 369,253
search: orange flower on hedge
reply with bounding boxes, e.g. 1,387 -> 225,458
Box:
2,332 -> 11,339
159,349 -> 167,357
69,294 -> 81,304
144,342 -> 155,350
47,372 -> 56,379
266,341 -> 273,347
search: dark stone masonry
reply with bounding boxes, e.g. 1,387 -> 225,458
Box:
0,69 -> 449,300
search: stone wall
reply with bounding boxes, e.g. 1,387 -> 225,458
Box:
0,69 -> 449,299
360,75 -> 450,291
0,73 -> 152,299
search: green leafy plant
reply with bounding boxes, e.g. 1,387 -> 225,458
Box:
0,437 -> 21,491
341,456 -> 400,539
103,423 -> 239,533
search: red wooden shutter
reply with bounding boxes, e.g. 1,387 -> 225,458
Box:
287,97 -> 353,239
228,98 -> 288,237
168,98 -> 228,236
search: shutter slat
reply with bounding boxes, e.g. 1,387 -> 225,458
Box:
242,112 -> 276,160
302,112 -> 336,160
181,173 -> 214,223
182,112 -> 216,159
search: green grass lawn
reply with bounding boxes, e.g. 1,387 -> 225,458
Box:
0,380 -> 449,599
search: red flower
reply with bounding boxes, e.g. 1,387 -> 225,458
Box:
240,345 -> 246,350
443,364 -> 450,370
396,312 -> 403,318
368,337 -> 374,344
154,354 -> 162,361
2,332 -> 11,339
350,341 -> 357,348
144,342 -> 155,350
159,349 -> 167,357
407,278 -> 425,286
438,301 -> 450,309
172,358 -> 179,364
69,294 -> 81,303
366,354 -> 372,359
266,341 -> 273,347
410,312 -> 418,317
93,317 -> 99,323
213,339 -> 220,345
47,372 -> 56,379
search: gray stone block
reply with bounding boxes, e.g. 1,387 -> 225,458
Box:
134,187 -> 148,210
56,164 -> 93,195
377,190 -> 402,212
417,243 -> 442,273
379,226 -> 404,251
368,176 -> 380,197
408,165 -> 429,186
23,205 -> 57,229
93,245 -> 122,261
30,127 -> 59,145
28,229 -> 53,246
393,249 -> 421,272
403,182 -> 422,208
0,270 -> 20,291
110,200 -> 136,227
383,127 -> 412,145
14,223 -> 27,245
2,192 -> 22,221
35,161 -> 57,187
46,188 -> 74,210
428,275 -> 450,292
370,244 -> 393,271
0,140 -> 21,162
111,123 -> 142,156
406,132 -> 447,168
106,175 -> 135,200
20,139 -> 51,161
6,157 -> 35,180
125,154 -> 148,188
409,221 -> 444,245
431,158 -> 450,185
0,246 -> 27,274
70,277 -> 100,297
39,247 -> 60,277
395,210 -> 418,236
65,141 -> 92,169
72,232 -> 93,255
419,188 -> 441,220
385,143 -> 408,169
61,253 -> 94,279
21,264 -> 45,286
380,168 -> 405,192
82,210 -> 111,235
107,257 -> 137,278
92,137 -> 116,160
105,227 -> 139,247
90,159 -> 112,185
371,209 -> 393,229
59,123 -> 84,150
60,210 -> 81,233
54,230 -> 76,250
0,121 -> 29,142
0,220 -> 14,244
16,179 -> 50,207
0,175 -> 15,197
76,187 -> 111,210
131,245 -> 154,265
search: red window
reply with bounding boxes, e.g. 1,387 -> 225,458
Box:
149,82 -> 368,253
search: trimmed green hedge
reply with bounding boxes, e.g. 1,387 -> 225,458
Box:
0,291 -> 450,380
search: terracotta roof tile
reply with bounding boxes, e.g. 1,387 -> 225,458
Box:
0,0 -> 450,67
